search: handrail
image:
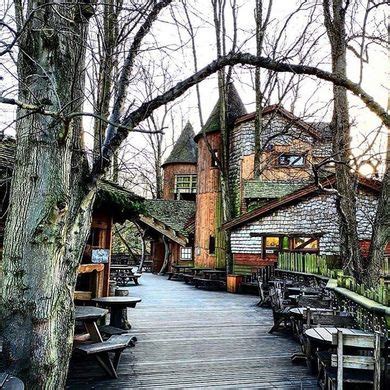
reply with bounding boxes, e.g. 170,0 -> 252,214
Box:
326,279 -> 390,316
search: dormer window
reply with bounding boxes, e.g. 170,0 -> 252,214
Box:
175,174 -> 197,200
278,154 -> 305,167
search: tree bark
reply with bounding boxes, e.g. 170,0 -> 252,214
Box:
323,0 -> 363,278
1,3 -> 94,388
366,23 -> 390,285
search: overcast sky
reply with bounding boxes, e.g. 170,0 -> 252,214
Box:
0,1 -> 388,187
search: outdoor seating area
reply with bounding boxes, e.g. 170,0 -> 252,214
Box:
167,265 -> 227,290
256,267 -> 390,389
72,283 -> 141,379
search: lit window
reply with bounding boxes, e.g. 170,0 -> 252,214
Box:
180,246 -> 193,260
265,236 -> 280,249
278,154 -> 305,167
175,175 -> 197,194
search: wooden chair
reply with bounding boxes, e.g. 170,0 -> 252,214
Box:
75,334 -> 137,378
321,330 -> 384,390
256,278 -> 271,307
268,286 -> 294,333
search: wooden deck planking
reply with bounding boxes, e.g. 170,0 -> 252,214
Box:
67,273 -> 318,389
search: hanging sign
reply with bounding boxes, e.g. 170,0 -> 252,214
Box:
92,249 -> 110,264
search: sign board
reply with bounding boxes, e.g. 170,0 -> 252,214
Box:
92,249 -> 110,264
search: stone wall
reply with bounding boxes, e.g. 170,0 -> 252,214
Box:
228,112 -> 325,216
230,190 -> 378,256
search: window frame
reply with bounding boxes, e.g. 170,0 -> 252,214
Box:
261,234 -> 320,257
209,236 -> 216,255
174,174 -> 197,195
277,153 -> 306,167
211,149 -> 219,168
180,246 -> 193,261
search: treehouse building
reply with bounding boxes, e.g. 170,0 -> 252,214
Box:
137,82 -> 385,282
0,137 -> 143,300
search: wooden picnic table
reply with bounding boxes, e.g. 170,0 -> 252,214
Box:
93,296 -> 141,330
75,305 -> 108,342
201,269 -> 226,279
288,286 -> 321,295
305,327 -> 372,345
289,294 -> 319,304
268,279 -> 295,286
0,372 -> 24,389
74,305 -> 137,378
110,264 -> 142,286
171,265 -> 193,273
304,326 -> 374,372
290,307 -> 333,318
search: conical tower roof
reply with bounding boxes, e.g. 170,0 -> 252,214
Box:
162,122 -> 198,167
194,83 -> 247,142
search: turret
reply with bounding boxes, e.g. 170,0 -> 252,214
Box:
161,122 -> 198,201
194,83 -> 246,268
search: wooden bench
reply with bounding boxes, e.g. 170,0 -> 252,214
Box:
75,334 -> 137,378
182,274 -> 194,284
320,330 -> 384,389
193,278 -> 226,290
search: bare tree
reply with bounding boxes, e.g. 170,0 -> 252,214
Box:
0,1 -> 388,387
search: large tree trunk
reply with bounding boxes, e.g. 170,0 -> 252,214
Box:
323,0 -> 362,279
1,3 -> 94,388
365,23 -> 390,285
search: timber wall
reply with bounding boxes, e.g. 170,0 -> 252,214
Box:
162,163 -> 197,200
194,133 -> 225,268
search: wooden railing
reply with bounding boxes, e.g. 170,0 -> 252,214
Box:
278,253 -> 389,306
336,275 -> 388,306
278,252 -> 339,278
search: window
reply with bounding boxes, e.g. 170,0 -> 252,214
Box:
263,236 -> 280,256
211,150 -> 219,167
265,236 -> 280,249
278,154 -> 305,167
180,246 -> 193,260
175,175 -> 197,195
291,237 -> 319,252
209,236 -> 216,254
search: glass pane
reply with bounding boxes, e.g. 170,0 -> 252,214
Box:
282,236 -> 289,250
265,236 -> 279,248
293,237 -> 318,249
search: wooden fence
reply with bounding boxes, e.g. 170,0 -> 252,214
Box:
278,252 -> 389,306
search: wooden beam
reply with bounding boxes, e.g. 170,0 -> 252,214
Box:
139,215 -> 187,246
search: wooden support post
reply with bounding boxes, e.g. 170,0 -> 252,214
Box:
336,330 -> 343,390
373,332 -> 381,390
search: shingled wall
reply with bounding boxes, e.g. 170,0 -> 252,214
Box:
230,190 -> 378,257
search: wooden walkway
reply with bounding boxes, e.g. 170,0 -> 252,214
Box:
67,273 -> 318,389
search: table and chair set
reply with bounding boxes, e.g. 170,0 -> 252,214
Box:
73,294 -> 141,379
262,276 -> 389,389
167,265 -> 227,290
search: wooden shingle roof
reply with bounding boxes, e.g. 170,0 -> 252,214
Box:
162,122 -> 197,167
224,175 -> 381,230
142,199 -> 195,236
194,83 -> 247,142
